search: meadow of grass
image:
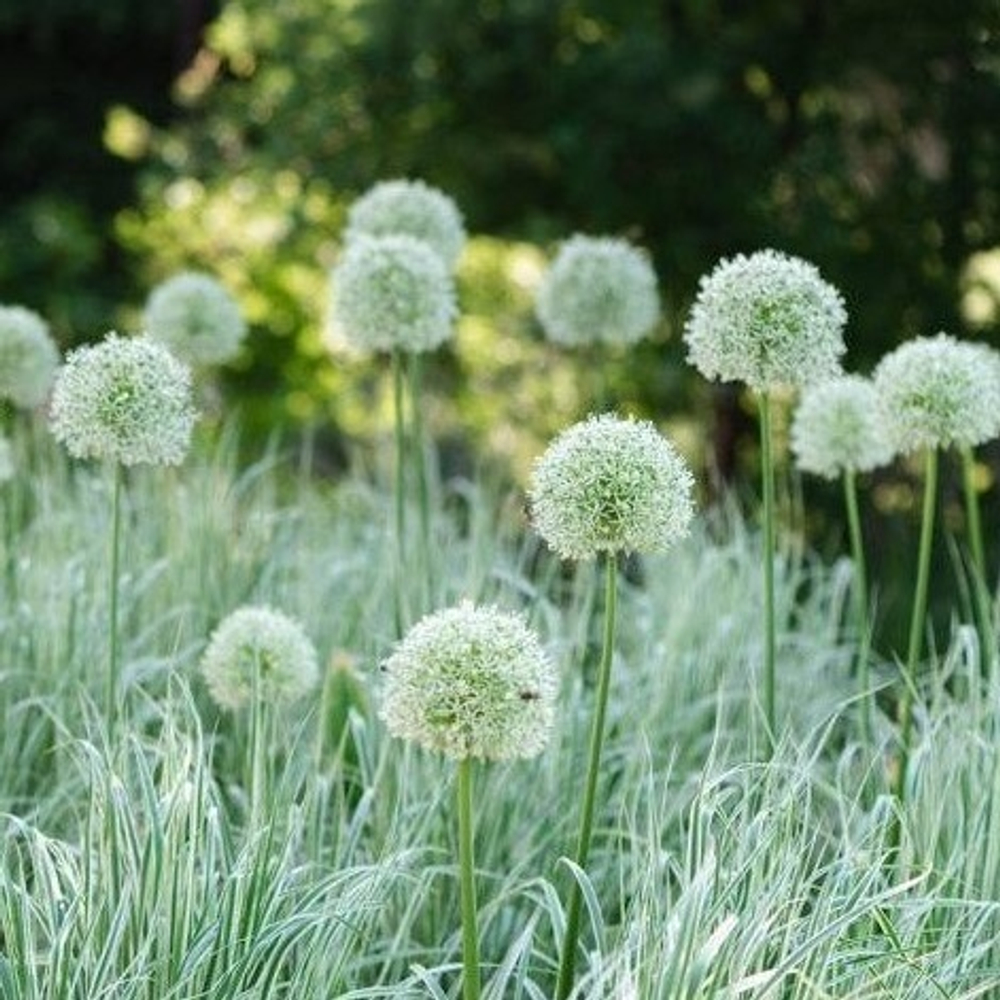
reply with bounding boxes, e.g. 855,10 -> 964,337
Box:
2,417 -> 1000,999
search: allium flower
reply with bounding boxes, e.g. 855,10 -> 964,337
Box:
344,179 -> 466,268
529,414 -> 695,561
49,333 -> 196,466
379,601 -> 557,761
201,605 -> 320,711
143,271 -> 247,366
535,235 -> 661,348
684,249 -> 847,391
329,235 -> 457,354
791,375 -> 895,479
873,333 -> 1000,453
0,436 -> 13,483
0,305 -> 59,409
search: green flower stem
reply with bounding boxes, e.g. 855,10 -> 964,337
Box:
248,668 -> 266,830
895,448 -> 938,812
843,469 -> 873,747
457,757 -> 481,1000
960,445 -> 986,580
107,461 -> 123,737
960,444 -> 995,675
759,391 -> 777,752
406,352 -> 432,606
392,350 -> 408,637
556,553 -> 618,1000
1,408 -> 13,605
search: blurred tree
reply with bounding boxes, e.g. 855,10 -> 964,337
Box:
113,0 -> 998,472
0,0 -> 200,340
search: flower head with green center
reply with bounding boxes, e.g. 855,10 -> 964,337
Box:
0,305 -> 60,409
329,235 -> 457,354
529,414 -> 695,561
143,271 -> 247,366
535,235 -> 661,347
201,605 -> 320,711
49,333 -> 196,466
379,601 -> 557,761
873,333 -> 1000,453
791,375 -> 895,479
344,179 -> 466,268
684,249 -> 847,391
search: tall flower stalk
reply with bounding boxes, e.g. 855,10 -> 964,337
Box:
529,414 -> 694,998
758,391 -> 777,740
843,468 -> 872,742
790,374 -> 895,747
895,448 -> 938,812
49,333 -> 196,735
107,461 -> 124,726
874,333 -> 1000,814
329,233 -> 458,634
379,601 -> 556,1000
960,444 -> 997,678
201,605 -> 319,825
685,250 -> 847,748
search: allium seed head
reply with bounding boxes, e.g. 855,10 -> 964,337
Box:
201,605 -> 320,711
535,235 -> 661,347
329,235 -> 457,354
873,334 -> 1000,453
529,414 -> 696,561
344,179 -> 466,268
143,271 -> 247,366
0,305 -> 59,409
49,333 -> 196,466
791,375 -> 896,479
379,601 -> 557,761
684,249 -> 847,392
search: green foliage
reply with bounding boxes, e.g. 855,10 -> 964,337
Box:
3,418 -> 1000,995
104,0 -> 1000,473
0,0 -> 180,337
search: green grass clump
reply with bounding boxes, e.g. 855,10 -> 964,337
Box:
2,420 -> 1000,998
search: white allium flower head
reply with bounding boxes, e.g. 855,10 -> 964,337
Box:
529,413 -> 696,561
329,234 -> 457,354
201,605 -> 320,711
873,333 -> 1000,453
344,179 -> 466,268
0,436 -> 13,483
791,375 -> 896,479
143,271 -> 247,366
379,601 -> 557,761
0,305 -> 60,409
49,333 -> 196,466
684,249 -> 847,391
535,235 -> 661,347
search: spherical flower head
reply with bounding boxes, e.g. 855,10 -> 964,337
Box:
529,414 -> 696,561
344,179 -> 466,268
200,605 -> 320,711
329,235 -> 457,354
0,436 -> 13,483
791,375 -> 896,479
143,271 -> 247,367
49,333 -> 196,466
0,305 -> 60,409
873,333 -> 1000,453
535,235 -> 661,347
684,249 -> 847,392
379,601 -> 557,761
